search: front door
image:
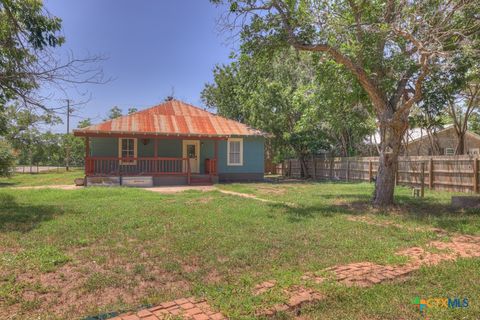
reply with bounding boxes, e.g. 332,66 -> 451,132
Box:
182,140 -> 200,173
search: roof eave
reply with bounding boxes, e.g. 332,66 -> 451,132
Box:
73,129 -> 268,138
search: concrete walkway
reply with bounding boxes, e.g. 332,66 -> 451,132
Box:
215,189 -> 275,202
9,184 -> 294,206
145,185 -> 216,193
11,185 -> 82,190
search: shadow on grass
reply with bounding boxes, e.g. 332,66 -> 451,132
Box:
0,181 -> 17,188
268,191 -> 480,234
0,193 -> 63,233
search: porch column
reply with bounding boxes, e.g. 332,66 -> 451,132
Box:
154,138 -> 158,173
214,140 -> 218,175
85,136 -> 90,175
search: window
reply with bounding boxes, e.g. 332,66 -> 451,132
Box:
119,138 -> 137,164
444,148 -> 455,155
469,148 -> 479,155
227,138 -> 243,166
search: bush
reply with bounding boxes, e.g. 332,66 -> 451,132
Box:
0,139 -> 16,177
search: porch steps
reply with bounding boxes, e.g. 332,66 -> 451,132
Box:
190,174 -> 214,186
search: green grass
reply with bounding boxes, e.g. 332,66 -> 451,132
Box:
0,175 -> 479,319
0,169 -> 83,187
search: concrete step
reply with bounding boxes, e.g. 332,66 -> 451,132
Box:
190,177 -> 213,185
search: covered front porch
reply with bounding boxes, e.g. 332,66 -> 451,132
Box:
81,134 -> 224,185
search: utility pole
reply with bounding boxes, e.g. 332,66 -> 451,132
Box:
66,99 -> 71,172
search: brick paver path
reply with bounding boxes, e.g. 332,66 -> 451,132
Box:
325,235 -> 480,288
111,297 -> 225,320
94,233 -> 480,319
257,286 -> 324,317
253,234 -> 480,317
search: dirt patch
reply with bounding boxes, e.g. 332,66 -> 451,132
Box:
253,280 -> 276,295
429,235 -> 480,258
204,269 -> 223,284
255,186 -> 287,195
2,259 -> 192,319
300,272 -> 325,284
347,216 -> 449,236
186,196 -> 213,205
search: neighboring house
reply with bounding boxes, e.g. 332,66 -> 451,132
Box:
404,125 -> 480,156
73,100 -> 267,186
364,125 -> 480,156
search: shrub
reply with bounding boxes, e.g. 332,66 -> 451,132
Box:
0,139 -> 16,177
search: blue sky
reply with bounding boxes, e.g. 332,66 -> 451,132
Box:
43,0 -> 233,132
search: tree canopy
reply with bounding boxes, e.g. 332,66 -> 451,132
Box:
212,0 -> 480,205
203,48 -> 375,170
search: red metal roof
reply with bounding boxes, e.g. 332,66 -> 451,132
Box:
73,100 -> 266,137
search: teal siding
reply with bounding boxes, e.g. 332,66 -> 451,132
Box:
217,137 -> 264,174
200,140 -> 215,173
90,136 -> 264,174
158,139 -> 182,157
90,137 -> 118,157
138,139 -> 154,157
90,138 -> 180,158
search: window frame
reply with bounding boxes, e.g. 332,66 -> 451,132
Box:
444,147 -> 455,156
469,148 -> 480,155
227,138 -> 243,166
118,138 -> 138,165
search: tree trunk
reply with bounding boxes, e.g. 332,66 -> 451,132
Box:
455,132 -> 465,155
372,109 -> 407,206
373,152 -> 398,206
299,155 -> 309,178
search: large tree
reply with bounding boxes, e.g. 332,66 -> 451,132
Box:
213,0 -> 479,206
203,49 -> 332,175
0,0 -> 104,112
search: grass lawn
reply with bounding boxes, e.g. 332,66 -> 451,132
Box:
0,170 -> 83,187
0,173 -> 479,319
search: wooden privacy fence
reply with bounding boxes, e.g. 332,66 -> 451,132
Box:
282,155 -> 480,193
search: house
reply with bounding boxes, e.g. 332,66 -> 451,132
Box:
364,125 -> 480,156
403,125 -> 480,156
73,100 -> 267,186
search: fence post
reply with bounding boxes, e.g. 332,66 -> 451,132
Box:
473,158 -> 478,193
312,156 -> 317,180
429,157 -> 434,189
420,162 -> 425,198
368,160 -> 373,182
330,157 -> 335,180
346,159 -> 350,182
395,161 -> 399,186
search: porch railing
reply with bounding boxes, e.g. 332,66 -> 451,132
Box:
85,157 -> 193,177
